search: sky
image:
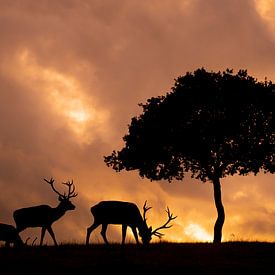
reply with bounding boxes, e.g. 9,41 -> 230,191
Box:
0,0 -> 274,245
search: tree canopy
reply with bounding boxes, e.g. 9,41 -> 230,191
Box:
105,68 -> 274,243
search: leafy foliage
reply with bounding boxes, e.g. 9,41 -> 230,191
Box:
105,68 -> 274,182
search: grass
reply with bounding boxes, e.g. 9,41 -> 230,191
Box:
1,242 -> 275,274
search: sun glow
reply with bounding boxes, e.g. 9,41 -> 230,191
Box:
12,49 -> 109,144
69,109 -> 90,123
184,223 -> 212,242
255,0 -> 275,33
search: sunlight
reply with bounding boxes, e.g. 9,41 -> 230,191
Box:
16,49 -> 109,144
255,0 -> 274,14
184,223 -> 212,242
255,0 -> 275,32
69,109 -> 90,123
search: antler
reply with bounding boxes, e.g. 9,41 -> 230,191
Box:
142,200 -> 152,224
62,180 -> 78,199
44,178 -> 77,199
151,207 -> 177,238
44,178 -> 64,198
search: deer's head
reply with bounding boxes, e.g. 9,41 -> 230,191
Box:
44,178 -> 78,211
140,201 -> 177,244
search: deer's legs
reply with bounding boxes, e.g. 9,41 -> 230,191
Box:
40,227 -> 46,246
100,223 -> 109,244
86,223 -> 100,245
122,224 -> 127,244
131,227 -> 140,244
47,226 -> 58,246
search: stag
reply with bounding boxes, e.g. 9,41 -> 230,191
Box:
86,200 -> 176,245
0,223 -> 24,247
13,178 -> 77,246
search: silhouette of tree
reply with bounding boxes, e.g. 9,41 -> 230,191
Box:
105,68 -> 275,243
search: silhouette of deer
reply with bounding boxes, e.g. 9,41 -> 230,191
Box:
86,200 -> 176,245
13,178 -> 77,246
0,223 -> 24,247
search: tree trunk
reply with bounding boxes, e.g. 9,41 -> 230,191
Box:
212,177 -> 225,243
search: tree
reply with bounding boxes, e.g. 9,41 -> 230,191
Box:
104,68 -> 275,243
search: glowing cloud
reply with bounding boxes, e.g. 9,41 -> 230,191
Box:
255,0 -> 275,33
12,49 -> 110,144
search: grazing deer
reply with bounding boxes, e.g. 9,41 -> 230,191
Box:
86,200 -> 176,245
13,178 -> 77,246
0,223 -> 24,247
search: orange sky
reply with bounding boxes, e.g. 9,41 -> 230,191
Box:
0,0 -> 274,245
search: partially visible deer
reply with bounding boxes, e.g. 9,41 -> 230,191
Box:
86,200 -> 176,245
0,223 -> 24,247
13,178 -> 77,246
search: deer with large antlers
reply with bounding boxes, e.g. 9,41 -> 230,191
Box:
13,178 -> 77,246
86,200 -> 176,245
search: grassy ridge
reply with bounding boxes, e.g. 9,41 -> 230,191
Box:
1,242 -> 275,274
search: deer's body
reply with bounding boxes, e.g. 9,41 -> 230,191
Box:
86,201 -> 150,245
13,178 -> 77,246
14,204 -> 71,230
86,200 -> 176,245
0,223 -> 24,247
91,201 -> 144,226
